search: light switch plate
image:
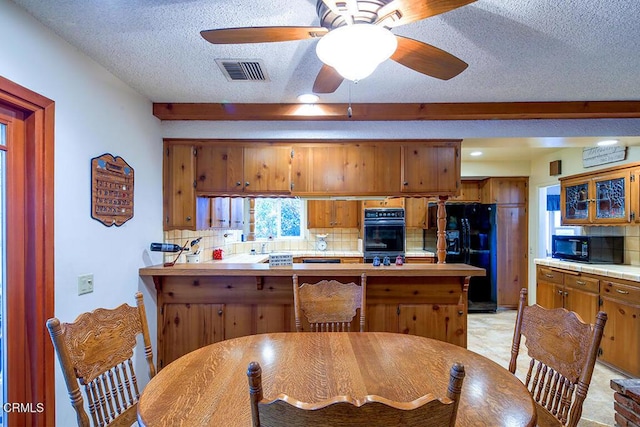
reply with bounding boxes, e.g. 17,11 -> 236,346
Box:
78,274 -> 94,295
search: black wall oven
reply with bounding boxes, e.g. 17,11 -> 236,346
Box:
363,208 -> 405,262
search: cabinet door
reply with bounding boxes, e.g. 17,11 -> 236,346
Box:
449,180 -> 481,202
196,145 -> 243,193
564,288 -> 599,325
398,304 -> 466,347
561,178 -> 590,224
333,201 -> 360,227
164,144 -> 196,230
195,197 -> 212,230
243,146 -> 291,193
307,200 -> 333,228
212,197 -> 231,228
362,198 -> 405,208
229,197 -> 244,229
366,304 -> 399,333
592,169 -> 630,224
401,142 -> 460,194
480,178 -> 528,204
536,280 -> 561,309
161,303 -> 224,368
496,205 -> 528,308
600,298 -> 640,376
405,198 -> 427,228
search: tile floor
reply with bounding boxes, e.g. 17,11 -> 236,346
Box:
467,310 -> 627,427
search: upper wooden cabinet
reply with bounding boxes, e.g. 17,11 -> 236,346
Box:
291,143 -> 401,195
449,180 -> 481,202
401,141 -> 461,195
195,143 -> 292,195
164,143 -> 196,230
307,200 -> 360,228
480,177 -> 528,205
362,198 -> 405,208
560,165 -> 634,225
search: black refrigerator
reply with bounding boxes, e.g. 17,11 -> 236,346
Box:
423,203 -> 497,313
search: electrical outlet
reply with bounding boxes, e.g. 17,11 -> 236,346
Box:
78,274 -> 94,295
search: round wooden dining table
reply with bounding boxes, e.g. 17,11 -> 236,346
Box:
137,332 -> 536,427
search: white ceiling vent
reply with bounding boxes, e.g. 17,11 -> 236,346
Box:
215,59 -> 270,82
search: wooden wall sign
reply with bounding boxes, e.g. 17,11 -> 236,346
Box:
583,146 -> 627,168
91,153 -> 134,226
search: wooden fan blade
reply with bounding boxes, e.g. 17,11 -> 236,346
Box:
376,0 -> 477,28
313,65 -> 344,93
391,35 -> 468,80
200,26 -> 328,44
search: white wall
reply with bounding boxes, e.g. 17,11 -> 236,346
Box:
0,1 -> 163,425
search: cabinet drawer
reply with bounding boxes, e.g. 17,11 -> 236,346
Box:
537,267 -> 563,285
564,274 -> 599,293
601,280 -> 640,305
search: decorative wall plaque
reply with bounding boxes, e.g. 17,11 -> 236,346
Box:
91,153 -> 134,226
583,146 -> 627,168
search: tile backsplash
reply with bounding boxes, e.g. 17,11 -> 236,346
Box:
585,225 -> 640,266
162,227 -> 427,263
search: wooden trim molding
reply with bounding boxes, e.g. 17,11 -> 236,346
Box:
153,101 -> 640,121
0,76 -> 55,427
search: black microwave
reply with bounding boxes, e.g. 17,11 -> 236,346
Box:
551,235 -> 624,264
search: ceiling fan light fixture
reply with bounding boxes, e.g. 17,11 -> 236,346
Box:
315,24 -> 397,82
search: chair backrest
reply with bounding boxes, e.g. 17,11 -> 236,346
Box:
247,361 -> 465,427
292,273 -> 366,332
509,288 -> 607,427
46,292 -> 156,427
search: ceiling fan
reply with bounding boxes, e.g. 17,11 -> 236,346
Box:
201,0 -> 476,94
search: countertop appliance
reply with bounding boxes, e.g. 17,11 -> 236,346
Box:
363,208 -> 405,263
423,203 -> 497,313
552,235 -> 624,264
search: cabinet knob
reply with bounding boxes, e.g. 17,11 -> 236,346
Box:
217,309 -> 223,316
236,181 -> 242,186
245,182 -> 250,187
403,181 -> 409,186
186,216 -> 191,221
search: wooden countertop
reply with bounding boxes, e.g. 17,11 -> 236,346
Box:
139,262 -> 485,277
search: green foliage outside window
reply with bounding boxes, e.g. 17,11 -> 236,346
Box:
255,198 -> 301,239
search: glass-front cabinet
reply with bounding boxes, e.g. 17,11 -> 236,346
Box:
561,169 -> 631,225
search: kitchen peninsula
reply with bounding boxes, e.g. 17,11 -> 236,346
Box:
139,261 -> 485,369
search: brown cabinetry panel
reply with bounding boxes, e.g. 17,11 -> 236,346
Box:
164,144 -> 196,230
496,205 -> 527,307
243,146 -> 292,193
480,177 -> 528,204
398,304 -> 465,346
405,197 -> 427,228
162,303 -> 224,368
401,142 -> 460,194
600,297 -> 640,377
307,200 -> 359,228
196,145 -> 243,193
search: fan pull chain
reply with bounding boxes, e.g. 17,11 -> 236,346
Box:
347,82 -> 353,118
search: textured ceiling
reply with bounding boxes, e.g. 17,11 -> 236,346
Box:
10,0 -> 640,160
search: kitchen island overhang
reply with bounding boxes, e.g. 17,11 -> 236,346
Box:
140,262 -> 485,369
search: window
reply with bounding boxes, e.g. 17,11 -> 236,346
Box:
541,185 -> 581,257
254,198 -> 302,239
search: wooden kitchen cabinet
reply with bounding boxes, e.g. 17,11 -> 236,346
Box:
449,180 -> 481,202
480,177 -> 528,204
211,197 -> 231,228
195,143 -> 292,195
536,266 -> 599,325
404,197 -> 427,228
496,204 -> 528,308
401,141 -> 461,195
536,264 -> 640,376
163,143 -> 196,230
292,143 -> 401,195
560,167 -> 632,225
229,197 -> 245,229
600,278 -> 640,376
307,200 -> 360,228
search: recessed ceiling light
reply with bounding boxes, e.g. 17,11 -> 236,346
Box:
297,94 -> 319,104
470,151 -> 483,157
597,139 -> 619,146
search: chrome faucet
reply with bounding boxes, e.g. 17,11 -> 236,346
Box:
261,243 -> 267,254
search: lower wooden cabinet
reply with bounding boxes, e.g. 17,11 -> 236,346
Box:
536,265 -> 640,376
155,273 -> 471,368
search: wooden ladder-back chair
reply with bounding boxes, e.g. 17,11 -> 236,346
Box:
509,288 -> 607,427
247,361 -> 465,427
46,292 -> 156,427
293,273 -> 366,332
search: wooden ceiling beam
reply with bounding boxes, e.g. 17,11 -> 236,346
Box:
153,101 -> 640,121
